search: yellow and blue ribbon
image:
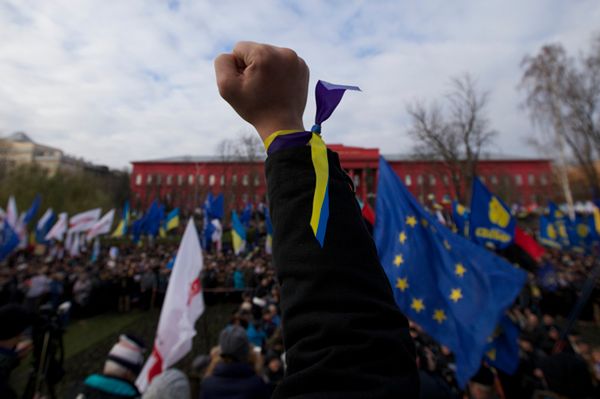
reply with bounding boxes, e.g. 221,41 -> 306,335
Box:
265,80 -> 360,247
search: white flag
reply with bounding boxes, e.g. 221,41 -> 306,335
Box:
68,233 -> 80,257
69,208 -> 101,233
136,218 -> 205,392
45,212 -> 68,241
210,219 -> 222,253
37,208 -> 54,231
6,196 -> 17,227
87,209 -> 115,240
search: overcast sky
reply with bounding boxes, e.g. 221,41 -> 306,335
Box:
1,0 -> 598,169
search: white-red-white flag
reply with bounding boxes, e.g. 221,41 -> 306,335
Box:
136,218 -> 205,392
87,209 -> 115,240
69,208 -> 101,233
45,212 -> 68,241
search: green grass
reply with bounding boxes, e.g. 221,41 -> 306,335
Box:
63,311 -> 148,359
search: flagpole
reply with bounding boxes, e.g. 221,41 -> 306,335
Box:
555,127 -> 575,221
553,259 -> 600,353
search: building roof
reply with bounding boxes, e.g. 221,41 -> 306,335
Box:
6,131 -> 34,142
382,152 -> 552,162
132,154 -> 267,164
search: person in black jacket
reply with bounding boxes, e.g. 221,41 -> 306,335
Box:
214,41 -> 419,398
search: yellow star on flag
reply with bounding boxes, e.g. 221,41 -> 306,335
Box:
393,254 -> 404,267
406,216 -> 417,227
443,240 -> 451,250
396,277 -> 409,292
450,288 -> 463,303
399,231 -> 407,244
411,298 -> 425,313
421,218 -> 428,227
455,263 -> 466,278
486,348 -> 497,361
433,309 -> 447,324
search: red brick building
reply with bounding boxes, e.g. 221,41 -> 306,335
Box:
130,144 -> 553,212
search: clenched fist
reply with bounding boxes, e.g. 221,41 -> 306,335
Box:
214,41 -> 309,141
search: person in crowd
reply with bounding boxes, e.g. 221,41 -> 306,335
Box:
0,304 -> 33,399
24,266 -> 50,312
214,40 -> 419,398
201,325 -> 269,399
142,368 -> 190,399
75,334 -> 146,399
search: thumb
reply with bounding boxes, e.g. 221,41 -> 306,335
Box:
214,53 -> 242,101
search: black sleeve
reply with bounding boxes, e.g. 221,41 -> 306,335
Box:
267,146 -> 419,399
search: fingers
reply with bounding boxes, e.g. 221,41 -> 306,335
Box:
214,53 -> 241,101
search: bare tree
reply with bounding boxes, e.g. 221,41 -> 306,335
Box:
407,74 -> 496,202
520,36 -> 600,199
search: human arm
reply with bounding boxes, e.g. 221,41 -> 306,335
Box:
215,41 -> 418,398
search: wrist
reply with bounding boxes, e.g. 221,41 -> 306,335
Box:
255,118 -> 305,142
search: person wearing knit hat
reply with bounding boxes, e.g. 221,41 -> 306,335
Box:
142,369 -> 190,399
0,304 -> 34,399
200,325 -> 268,399
75,334 -> 146,399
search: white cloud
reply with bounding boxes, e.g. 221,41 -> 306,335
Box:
0,0 -> 598,168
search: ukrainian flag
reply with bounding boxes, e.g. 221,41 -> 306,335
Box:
111,201 -> 130,238
166,208 -> 180,231
231,211 -> 246,255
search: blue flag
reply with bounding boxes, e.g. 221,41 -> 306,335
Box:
539,215 -> 562,249
374,157 -> 526,387
0,221 -> 20,262
469,177 -> 515,249
484,315 -> 520,375
452,201 -> 470,238
240,203 -> 252,227
23,194 -> 41,225
204,193 -> 224,220
547,202 -> 571,247
35,208 -> 55,244
537,261 -> 558,291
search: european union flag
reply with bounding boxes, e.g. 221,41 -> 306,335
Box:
470,177 -> 515,249
374,157 -> 526,387
537,261 -> 558,291
484,315 -> 520,375
452,201 -> 470,237
0,221 -> 20,262
204,193 -> 224,220
240,203 -> 252,227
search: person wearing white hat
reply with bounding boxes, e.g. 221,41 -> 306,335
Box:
75,334 -> 146,399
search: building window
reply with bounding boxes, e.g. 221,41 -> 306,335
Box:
528,174 -> 535,186
429,175 -> 436,186
405,175 -> 412,186
146,174 -> 153,185
177,175 -> 183,186
156,174 -> 162,185
198,175 -> 205,185
242,193 -> 248,203
135,174 -> 142,186
540,174 -> 547,186
353,175 -> 360,188
166,175 -> 173,185
232,174 -> 237,186
220,175 -> 225,186
242,174 -> 249,186
480,176 -> 486,184
515,174 -> 523,186
490,175 -> 498,185
188,174 -> 194,185
254,175 -> 260,186
209,174 -> 215,186
418,194 -> 424,203
417,175 -> 424,186
442,175 -> 449,186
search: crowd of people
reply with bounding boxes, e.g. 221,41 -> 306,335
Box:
1,210 -> 600,398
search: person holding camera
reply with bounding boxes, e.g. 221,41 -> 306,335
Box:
0,304 -> 33,399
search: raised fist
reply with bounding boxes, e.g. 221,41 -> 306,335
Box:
214,41 -> 310,141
